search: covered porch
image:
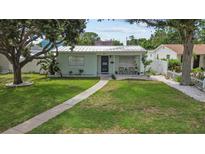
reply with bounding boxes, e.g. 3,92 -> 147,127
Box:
97,54 -> 144,76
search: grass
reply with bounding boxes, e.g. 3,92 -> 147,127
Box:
31,80 -> 205,134
0,74 -> 99,133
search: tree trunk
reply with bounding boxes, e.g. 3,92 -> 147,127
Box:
181,32 -> 194,85
13,63 -> 23,84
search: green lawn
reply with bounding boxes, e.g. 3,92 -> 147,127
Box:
0,74 -> 99,133
31,80 -> 205,134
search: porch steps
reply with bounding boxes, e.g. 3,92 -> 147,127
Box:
100,75 -> 112,80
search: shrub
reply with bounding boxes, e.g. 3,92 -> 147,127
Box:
69,71 -> 73,75
160,58 -> 167,61
191,67 -> 204,80
146,68 -> 156,76
175,76 -> 182,82
79,69 -> 84,75
37,56 -> 61,76
192,67 -> 203,73
111,74 -> 116,80
168,59 -> 181,72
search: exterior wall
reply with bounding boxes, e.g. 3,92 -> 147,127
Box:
57,52 -> 144,76
114,56 -> 119,73
21,59 -> 41,73
148,60 -> 168,75
154,46 -> 178,60
57,53 -> 98,76
199,55 -> 205,68
97,56 -> 101,74
0,54 -> 10,72
147,51 -> 154,60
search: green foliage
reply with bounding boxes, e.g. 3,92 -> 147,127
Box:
37,55 -> 61,76
127,28 -> 181,49
0,20 -> 86,84
191,67 -> 205,79
111,74 -> 116,80
77,32 -> 100,45
142,52 -> 152,74
127,20 -> 205,49
160,58 -> 168,61
79,69 -> 84,75
146,68 -> 156,76
194,20 -> 205,43
127,19 -> 205,85
112,39 -> 123,46
69,71 -> 73,75
192,67 -> 204,73
175,76 -> 182,82
168,59 -> 181,72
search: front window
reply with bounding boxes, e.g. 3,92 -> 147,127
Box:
68,56 -> 84,66
119,56 -> 135,67
166,54 -> 170,60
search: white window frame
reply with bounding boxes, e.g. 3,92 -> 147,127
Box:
68,56 -> 85,66
119,56 -> 135,67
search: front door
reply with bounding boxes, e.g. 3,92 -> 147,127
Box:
101,56 -> 109,73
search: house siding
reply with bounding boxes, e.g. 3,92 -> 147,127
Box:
154,46 -> 178,60
57,52 -> 144,76
199,55 -> 205,68
57,53 -> 98,76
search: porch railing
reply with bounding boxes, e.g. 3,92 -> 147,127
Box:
118,67 -> 139,75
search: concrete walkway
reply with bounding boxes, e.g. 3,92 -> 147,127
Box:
2,80 -> 109,134
152,75 -> 205,102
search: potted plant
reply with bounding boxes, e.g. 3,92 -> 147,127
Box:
69,71 -> 73,76
79,69 -> 84,75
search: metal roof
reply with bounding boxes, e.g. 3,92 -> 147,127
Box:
54,46 -> 146,53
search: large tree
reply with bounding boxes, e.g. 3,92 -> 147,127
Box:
127,19 -> 204,85
77,32 -> 100,45
0,19 -> 86,85
127,28 -> 181,49
112,39 -> 123,46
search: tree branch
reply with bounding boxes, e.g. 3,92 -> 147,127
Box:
20,41 -> 55,67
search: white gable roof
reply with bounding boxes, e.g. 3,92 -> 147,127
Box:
54,46 -> 146,53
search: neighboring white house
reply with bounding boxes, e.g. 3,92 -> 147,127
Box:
148,44 -> 205,69
0,45 -> 42,73
53,45 -> 146,76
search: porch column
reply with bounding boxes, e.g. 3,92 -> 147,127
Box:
139,53 -> 144,74
113,55 -> 115,74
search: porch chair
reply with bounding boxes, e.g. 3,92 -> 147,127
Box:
119,67 -> 124,74
128,67 -> 135,75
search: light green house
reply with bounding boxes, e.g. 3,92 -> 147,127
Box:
55,46 -> 146,76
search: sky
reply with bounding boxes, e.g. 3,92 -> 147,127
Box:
85,19 -> 156,45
